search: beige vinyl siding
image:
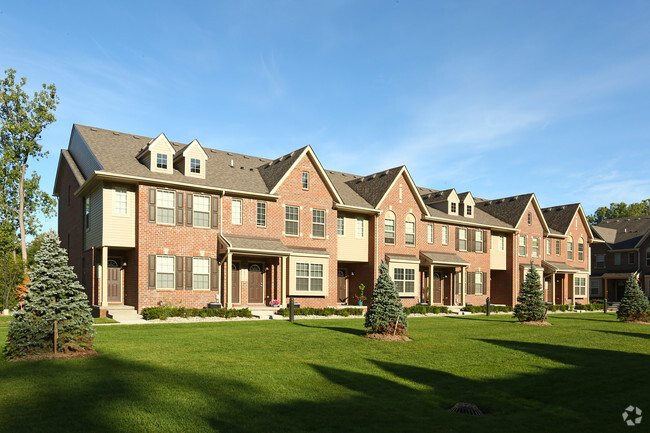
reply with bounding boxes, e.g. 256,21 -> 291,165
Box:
103,185 -> 136,247
288,254 -> 329,296
337,214 -> 369,262
182,145 -> 207,178
69,127 -> 103,179
84,187 -> 103,249
490,232 -> 507,270
387,258 -> 419,298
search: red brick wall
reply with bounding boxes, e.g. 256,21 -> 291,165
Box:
57,159 -> 84,285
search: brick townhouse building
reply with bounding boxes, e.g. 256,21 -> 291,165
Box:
54,125 -> 593,315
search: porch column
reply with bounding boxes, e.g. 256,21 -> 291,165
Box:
571,275 -> 575,306
100,246 -> 108,307
217,259 -> 222,302
461,266 -> 467,306
429,264 -> 434,304
552,273 -> 556,305
226,252 -> 233,308
603,277 -> 608,303
281,256 -> 287,307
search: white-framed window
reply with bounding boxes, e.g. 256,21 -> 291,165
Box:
614,252 -> 621,266
156,153 -> 168,169
455,272 -> 463,295
476,230 -> 484,252
394,268 -> 415,294
114,188 -> 127,215
156,190 -> 175,224
527,212 -> 532,225
532,237 -> 539,257
466,205 -> 472,216
257,202 -> 266,227
302,171 -> 309,189
574,276 -> 586,296
499,234 -> 506,251
385,211 -> 395,244
232,199 -> 243,225
190,158 -> 201,174
193,257 -> 210,289
156,255 -> 174,289
546,238 -> 551,255
84,197 -> 90,230
556,240 -> 561,256
296,263 -> 323,292
519,235 -> 527,256
285,205 -> 299,235
458,228 -> 467,251
312,209 -> 325,238
337,216 -> 344,236
442,225 -> 449,245
567,237 -> 574,260
450,202 -> 457,213
475,272 -> 484,295
628,252 -> 635,265
405,214 -> 415,246
427,224 -> 434,244
356,217 -> 364,238
595,254 -> 605,269
193,195 -> 210,228
578,238 -> 585,261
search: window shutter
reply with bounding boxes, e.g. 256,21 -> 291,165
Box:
175,256 -> 184,290
176,192 -> 184,226
148,189 -> 156,223
210,258 -> 219,291
455,228 -> 460,251
468,229 -> 476,253
483,272 -> 488,295
186,194 -> 193,226
211,196 -> 219,229
148,255 -> 156,289
185,257 -> 193,290
467,272 -> 474,295
483,231 -> 488,253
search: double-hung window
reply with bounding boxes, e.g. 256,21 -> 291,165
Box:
475,230 -> 484,252
156,256 -> 174,289
156,190 -> 175,224
475,272 -> 484,295
532,237 -> 539,257
114,188 -> 127,215
295,263 -> 323,292
578,239 -> 585,261
442,225 -> 449,245
312,209 -> 325,238
356,217 -> 364,238
394,268 -> 415,294
405,215 -> 415,246
498,235 -> 506,251
567,237 -> 574,260
595,254 -> 605,269
257,202 -> 267,227
285,206 -> 299,235
574,277 -> 586,296
628,252 -> 635,265
232,199 -> 242,225
519,235 -> 527,256
556,240 -> 561,255
156,153 -> 168,169
385,212 -> 395,244
427,224 -> 434,244
193,195 -> 210,227
458,228 -> 467,251
337,216 -> 344,235
193,257 -> 210,289
546,239 -> 551,255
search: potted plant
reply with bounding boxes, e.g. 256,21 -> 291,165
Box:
355,283 -> 366,306
269,299 -> 280,308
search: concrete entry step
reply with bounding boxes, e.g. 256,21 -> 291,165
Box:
250,309 -> 285,320
107,307 -> 145,324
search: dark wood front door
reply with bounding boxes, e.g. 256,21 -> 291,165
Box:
554,276 -> 563,305
107,258 -> 122,303
249,263 -> 264,304
337,269 -> 347,303
433,273 -> 442,304
232,263 -> 240,304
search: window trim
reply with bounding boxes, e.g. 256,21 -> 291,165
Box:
312,209 -> 325,238
532,237 -> 539,258
458,228 -> 467,251
574,276 -> 586,297
527,212 -> 532,225
578,239 -> 584,261
384,212 -> 395,245
156,255 -> 175,290
567,236 -> 574,261
628,252 -> 635,265
427,223 -> 434,244
475,230 -> 484,252
595,254 -> 605,269
405,215 -> 415,246
442,225 -> 449,245
614,252 -> 621,266
192,257 -> 210,290
475,272 -> 484,295
302,171 -> 309,190
355,217 -> 365,239
450,202 -> 457,214
295,262 -> 324,293
519,235 -> 527,256
231,199 -> 243,225
84,197 -> 90,230
546,238 -> 551,255
156,190 -> 175,225
156,153 -> 168,170
394,267 -> 416,296
193,194 -> 211,228
256,202 -> 267,228
114,187 -> 127,215
190,158 -> 201,174
285,205 -> 299,236
337,216 -> 344,236
556,240 -> 561,256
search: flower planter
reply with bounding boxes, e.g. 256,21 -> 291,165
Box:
358,300 -> 363,306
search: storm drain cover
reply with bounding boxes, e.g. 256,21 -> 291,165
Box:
448,402 -> 484,416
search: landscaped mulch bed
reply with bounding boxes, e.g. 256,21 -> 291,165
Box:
365,333 -> 412,342
516,321 -> 552,326
8,348 -> 98,362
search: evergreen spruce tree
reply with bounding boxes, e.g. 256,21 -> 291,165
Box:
513,264 -> 546,322
617,275 -> 650,322
4,231 -> 94,358
364,262 -> 408,334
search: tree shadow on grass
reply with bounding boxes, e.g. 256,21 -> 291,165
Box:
548,314 -> 617,323
593,329 -> 650,340
291,321 -> 366,336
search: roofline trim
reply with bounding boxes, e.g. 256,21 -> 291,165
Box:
334,203 -> 381,215
375,166 -> 430,216
422,215 -> 517,232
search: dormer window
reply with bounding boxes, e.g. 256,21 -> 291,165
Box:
157,153 -> 168,170
466,205 -> 472,216
451,202 -> 457,213
190,158 -> 201,174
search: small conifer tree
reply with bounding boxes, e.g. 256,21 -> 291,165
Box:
513,264 -> 546,322
365,262 -> 408,334
4,231 -> 95,358
617,275 -> 650,322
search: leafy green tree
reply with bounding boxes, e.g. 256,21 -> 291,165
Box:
513,264 -> 546,322
0,69 -> 58,271
587,200 -> 650,224
0,220 -> 23,312
617,275 -> 649,322
4,231 -> 94,359
364,262 -> 408,335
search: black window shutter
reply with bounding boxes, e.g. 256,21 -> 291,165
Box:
483,272 -> 488,295
468,229 -> 475,253
175,256 -> 184,290
176,192 -> 184,226
211,196 -> 219,229
467,272 -> 474,295
210,258 -> 219,291
148,255 -> 156,289
186,194 -> 193,226
483,231 -> 489,253
455,228 -> 460,251
185,257 -> 193,290
148,189 -> 156,223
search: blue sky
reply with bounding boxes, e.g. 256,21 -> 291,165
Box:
2,1 -> 649,235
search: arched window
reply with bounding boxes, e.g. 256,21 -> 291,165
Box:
567,236 -> 574,260
578,238 -> 584,261
405,213 -> 416,246
384,211 -> 395,245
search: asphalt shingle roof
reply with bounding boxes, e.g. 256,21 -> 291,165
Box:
591,216 -> 650,250
541,204 -> 580,235
475,193 -> 535,227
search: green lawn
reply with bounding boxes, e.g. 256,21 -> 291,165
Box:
0,313 -> 648,433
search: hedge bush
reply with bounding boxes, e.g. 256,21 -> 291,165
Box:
141,307 -> 253,320
462,305 -> 513,313
404,305 -> 450,315
575,301 -> 605,311
276,307 -> 364,317
546,304 -> 570,312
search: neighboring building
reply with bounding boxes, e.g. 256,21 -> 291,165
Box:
590,216 -> 650,301
54,125 -> 593,314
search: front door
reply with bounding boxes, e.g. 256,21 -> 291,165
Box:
232,262 -> 240,304
337,269 -> 348,304
433,272 -> 442,304
107,258 -> 122,303
554,276 -> 563,304
249,263 -> 264,304
443,273 -> 452,305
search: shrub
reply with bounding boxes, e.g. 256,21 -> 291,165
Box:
365,262 -> 408,335
513,264 -> 546,322
276,307 -> 364,317
546,304 -> 569,312
617,275 -> 650,322
462,305 -> 513,313
575,301 -> 604,311
140,307 -> 253,320
404,305 -> 450,315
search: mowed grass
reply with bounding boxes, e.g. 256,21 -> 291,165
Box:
0,313 -> 648,433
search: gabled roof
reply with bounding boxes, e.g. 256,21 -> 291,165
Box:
173,139 -> 208,162
345,166 -> 404,208
53,149 -> 85,196
476,193 -> 549,232
542,203 -> 594,240
591,216 -> 650,250
421,188 -> 455,204
424,204 -> 513,229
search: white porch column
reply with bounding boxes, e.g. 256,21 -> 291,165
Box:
429,264 -> 434,304
226,252 -> 233,308
100,246 -> 108,307
281,256 -> 288,307
461,267 -> 467,306
552,273 -> 556,305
